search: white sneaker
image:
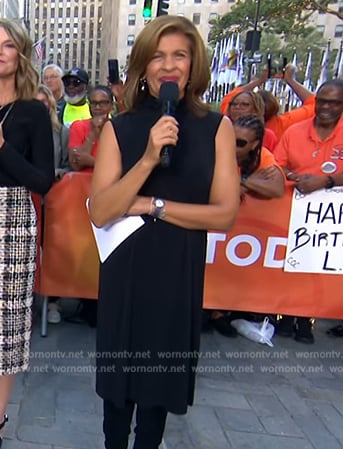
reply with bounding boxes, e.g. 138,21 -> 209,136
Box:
47,303 -> 62,324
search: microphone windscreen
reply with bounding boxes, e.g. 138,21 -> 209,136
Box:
159,82 -> 179,103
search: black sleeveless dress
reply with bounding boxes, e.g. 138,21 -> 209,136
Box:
96,95 -> 222,414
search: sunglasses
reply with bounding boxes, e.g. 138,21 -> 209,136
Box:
63,78 -> 82,87
236,138 -> 249,148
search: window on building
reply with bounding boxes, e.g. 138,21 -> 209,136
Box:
335,24 -> 343,38
227,0 -> 235,2
316,25 -> 325,36
211,0 -> 218,2
318,9 -> 325,14
129,0 -> 136,5
128,14 -> 136,26
194,0 -> 201,3
339,0 -> 343,13
209,12 -> 217,20
127,34 -> 135,46
193,13 -> 200,25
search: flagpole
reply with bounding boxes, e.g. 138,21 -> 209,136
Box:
247,0 -> 261,82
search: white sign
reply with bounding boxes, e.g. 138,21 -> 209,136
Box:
285,187 -> 343,274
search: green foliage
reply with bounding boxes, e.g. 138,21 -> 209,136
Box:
208,0 -> 340,83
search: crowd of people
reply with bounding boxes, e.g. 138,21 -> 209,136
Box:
0,13 -> 341,449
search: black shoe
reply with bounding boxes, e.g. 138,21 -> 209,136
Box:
211,315 -> 237,337
0,414 -> 8,448
201,310 -> 213,333
276,316 -> 294,337
294,318 -> 314,344
64,300 -> 97,328
326,323 -> 343,337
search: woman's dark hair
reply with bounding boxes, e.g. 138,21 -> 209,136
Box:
258,90 -> 279,122
235,114 -> 265,177
88,85 -> 114,101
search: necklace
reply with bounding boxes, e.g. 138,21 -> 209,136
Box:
0,102 -> 15,127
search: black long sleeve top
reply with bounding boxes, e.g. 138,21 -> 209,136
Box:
0,99 -> 55,195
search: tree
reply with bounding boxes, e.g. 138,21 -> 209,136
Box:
208,0 -> 338,82
302,1 -> 343,20
209,0 -> 342,44
208,0 -> 317,44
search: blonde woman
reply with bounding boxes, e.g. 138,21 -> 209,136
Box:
0,19 -> 54,445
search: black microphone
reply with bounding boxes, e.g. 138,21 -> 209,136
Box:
158,82 -> 179,168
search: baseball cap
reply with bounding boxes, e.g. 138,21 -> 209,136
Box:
62,67 -> 89,84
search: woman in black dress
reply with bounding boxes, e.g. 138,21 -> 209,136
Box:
89,15 -> 240,449
0,19 -> 54,446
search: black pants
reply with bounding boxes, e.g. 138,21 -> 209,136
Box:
103,400 -> 167,449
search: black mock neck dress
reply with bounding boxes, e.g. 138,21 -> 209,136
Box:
96,95 -> 222,414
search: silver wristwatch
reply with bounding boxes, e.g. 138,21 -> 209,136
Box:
151,198 -> 166,219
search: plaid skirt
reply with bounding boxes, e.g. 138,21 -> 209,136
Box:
0,186 -> 37,375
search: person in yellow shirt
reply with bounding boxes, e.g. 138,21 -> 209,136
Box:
61,67 -> 91,127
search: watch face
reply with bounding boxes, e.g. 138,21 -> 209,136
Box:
155,199 -> 164,208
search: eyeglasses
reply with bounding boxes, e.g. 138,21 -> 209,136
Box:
43,75 -> 59,81
63,78 -> 82,87
230,101 -> 252,108
236,138 -> 249,148
90,100 -> 112,108
316,98 -> 343,107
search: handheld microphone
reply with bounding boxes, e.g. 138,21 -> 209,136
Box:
158,82 -> 179,168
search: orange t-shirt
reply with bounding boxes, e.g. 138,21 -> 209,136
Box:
241,147 -> 284,177
266,95 -> 316,142
274,115 -> 343,176
221,88 -> 316,143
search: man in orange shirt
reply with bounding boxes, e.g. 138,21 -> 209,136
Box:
274,79 -> 343,343
275,79 -> 343,192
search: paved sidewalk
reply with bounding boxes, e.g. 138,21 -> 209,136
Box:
4,299 -> 343,449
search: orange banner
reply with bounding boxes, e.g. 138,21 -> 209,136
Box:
39,174 -> 343,318
204,189 -> 343,318
40,172 -> 99,299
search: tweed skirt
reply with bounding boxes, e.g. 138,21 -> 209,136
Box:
0,186 -> 37,375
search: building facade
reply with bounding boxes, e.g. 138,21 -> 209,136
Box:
0,0 -> 20,19
30,0 -> 103,84
105,0 -> 236,77
309,0 -> 343,50
27,0 -> 342,85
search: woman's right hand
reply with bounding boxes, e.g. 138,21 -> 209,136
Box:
142,115 -> 179,167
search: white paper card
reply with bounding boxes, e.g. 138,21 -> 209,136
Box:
86,199 -> 145,262
284,187 -> 343,274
